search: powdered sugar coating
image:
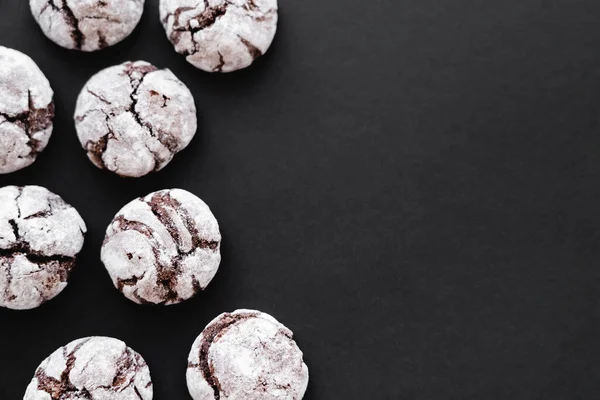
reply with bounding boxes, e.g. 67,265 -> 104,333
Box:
101,189 -> 221,305
30,0 -> 145,51
23,336 -> 153,400
74,61 -> 197,178
0,46 -> 54,174
160,0 -> 278,72
187,309 -> 309,400
0,186 -> 86,310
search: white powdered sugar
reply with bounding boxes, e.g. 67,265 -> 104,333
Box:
187,309 -> 309,400
23,336 -> 153,400
30,0 -> 145,51
0,186 -> 86,310
160,0 -> 278,72
74,61 -> 197,178
101,188 -> 221,305
0,46 -> 54,174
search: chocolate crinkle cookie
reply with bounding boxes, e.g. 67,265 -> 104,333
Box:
160,0 -> 278,72
23,336 -> 153,400
0,46 -> 54,174
0,186 -> 86,310
187,310 -> 309,400
74,61 -> 197,178
101,189 -> 221,305
30,0 -> 145,51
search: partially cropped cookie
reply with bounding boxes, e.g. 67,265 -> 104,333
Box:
24,336 -> 153,400
160,0 -> 278,72
101,189 -> 221,305
74,61 -> 197,177
30,0 -> 145,51
0,186 -> 86,310
0,46 -> 53,174
187,310 -> 309,400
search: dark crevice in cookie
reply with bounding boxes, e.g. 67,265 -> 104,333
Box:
214,52 -> 225,72
36,338 -> 91,398
116,272 -> 146,292
123,63 -> 158,129
156,264 -> 180,303
193,2 -> 228,31
0,246 -> 75,274
15,187 -> 23,219
110,216 -> 165,304
161,6 -> 195,25
134,386 -> 144,400
0,209 -> 76,276
85,113 -> 114,169
146,191 -> 220,257
168,1 -> 231,53
110,348 -> 135,388
0,91 -> 54,156
24,210 -> 53,220
87,89 -> 111,105
8,219 -> 19,240
246,0 -> 259,11
113,215 -> 154,239
124,62 -> 181,169
125,65 -> 183,160
237,35 -> 262,60
45,0 -> 84,49
195,311 -> 259,399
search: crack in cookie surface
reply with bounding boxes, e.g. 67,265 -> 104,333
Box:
196,311 -> 259,399
27,337 -> 152,400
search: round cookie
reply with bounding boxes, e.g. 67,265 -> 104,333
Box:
187,310 -> 309,400
160,0 -> 278,73
0,46 -> 54,174
74,61 -> 197,178
0,186 -> 86,310
30,0 -> 145,51
23,336 -> 153,400
101,189 -> 221,305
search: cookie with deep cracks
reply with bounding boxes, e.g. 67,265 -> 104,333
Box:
160,0 -> 278,72
74,61 -> 197,178
0,186 -> 86,310
187,309 -> 309,400
101,189 -> 221,305
30,0 -> 145,51
0,46 -> 54,174
23,336 -> 153,400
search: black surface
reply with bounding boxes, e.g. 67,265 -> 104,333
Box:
2,0 -> 600,399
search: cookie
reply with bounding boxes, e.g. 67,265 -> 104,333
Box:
23,336 -> 153,400
160,0 -> 278,72
187,310 -> 309,400
0,46 -> 54,174
30,0 -> 145,51
101,189 -> 221,305
74,61 -> 197,178
0,186 -> 86,310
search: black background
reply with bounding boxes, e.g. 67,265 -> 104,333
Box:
1,0 -> 600,399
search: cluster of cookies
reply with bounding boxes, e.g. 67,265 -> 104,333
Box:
1,1 -> 309,399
